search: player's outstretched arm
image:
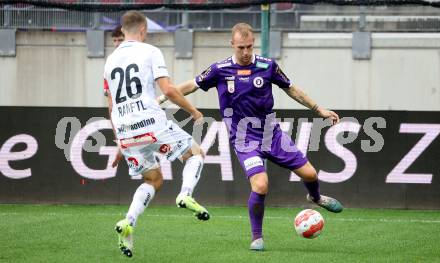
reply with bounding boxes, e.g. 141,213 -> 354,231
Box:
156,77 -> 203,121
283,84 -> 340,125
157,79 -> 199,105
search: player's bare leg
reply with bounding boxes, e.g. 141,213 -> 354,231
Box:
248,172 -> 268,251
293,162 -> 343,213
115,168 -> 163,258
175,144 -> 210,221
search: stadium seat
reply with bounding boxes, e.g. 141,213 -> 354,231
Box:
53,0 -> 78,3
9,3 -> 33,7
101,0 -> 122,3
172,0 -> 206,3
134,0 -> 165,3
188,0 -> 207,3
275,3 -> 294,11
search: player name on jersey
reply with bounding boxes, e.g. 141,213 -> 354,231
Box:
117,100 -> 148,118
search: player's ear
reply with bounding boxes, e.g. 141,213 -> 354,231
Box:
141,26 -> 147,40
230,39 -> 234,47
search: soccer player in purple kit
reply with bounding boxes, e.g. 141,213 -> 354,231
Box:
158,23 -> 343,251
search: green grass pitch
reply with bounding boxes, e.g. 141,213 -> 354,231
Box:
1,204 -> 439,263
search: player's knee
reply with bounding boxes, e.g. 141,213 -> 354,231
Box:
302,168 -> 318,182
155,177 -> 164,191
294,162 -> 318,182
191,144 -> 205,159
183,145 -> 205,161
147,176 -> 163,191
143,169 -> 164,191
252,179 -> 269,194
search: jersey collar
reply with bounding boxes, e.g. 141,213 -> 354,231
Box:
116,40 -> 136,49
232,54 -> 256,65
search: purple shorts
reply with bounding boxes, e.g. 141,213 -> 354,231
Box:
234,130 -> 308,178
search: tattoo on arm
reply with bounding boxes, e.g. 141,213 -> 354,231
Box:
285,85 -> 318,112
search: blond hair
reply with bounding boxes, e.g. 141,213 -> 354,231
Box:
121,10 -> 147,34
231,23 -> 253,39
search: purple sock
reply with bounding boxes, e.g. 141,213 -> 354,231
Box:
248,191 -> 266,241
304,180 -> 321,201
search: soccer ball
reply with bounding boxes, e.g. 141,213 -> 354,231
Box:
294,209 -> 324,239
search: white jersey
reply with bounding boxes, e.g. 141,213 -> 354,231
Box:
104,40 -> 169,139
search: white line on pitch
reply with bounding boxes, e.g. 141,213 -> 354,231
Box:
1,212 -> 440,224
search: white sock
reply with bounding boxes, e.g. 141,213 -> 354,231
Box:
180,154 -> 204,196
126,183 -> 155,226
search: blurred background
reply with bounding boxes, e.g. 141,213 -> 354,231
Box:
0,0 -> 439,110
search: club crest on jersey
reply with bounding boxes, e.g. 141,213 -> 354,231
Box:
227,80 -> 235,93
253,77 -> 264,88
237,69 -> 251,76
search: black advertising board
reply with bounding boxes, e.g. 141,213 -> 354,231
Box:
0,107 -> 439,209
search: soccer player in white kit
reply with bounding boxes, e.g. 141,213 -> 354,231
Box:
103,11 -> 209,258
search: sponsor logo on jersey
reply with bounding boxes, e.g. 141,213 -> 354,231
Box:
225,76 -> 235,81
159,144 -> 171,154
276,66 -> 289,83
163,140 -> 185,159
127,157 -> 139,166
198,66 -> 212,82
117,118 -> 156,133
243,156 -> 264,171
237,69 -> 251,76
253,77 -> 264,88
238,77 -> 249,82
127,157 -> 144,172
143,193 -> 151,206
217,62 -> 232,68
227,80 -> 235,93
120,132 -> 157,148
256,62 -> 269,69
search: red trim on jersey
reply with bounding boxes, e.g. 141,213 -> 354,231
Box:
120,132 -> 157,149
103,79 -> 109,92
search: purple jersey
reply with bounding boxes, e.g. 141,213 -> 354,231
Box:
195,54 -> 307,177
195,54 -> 291,146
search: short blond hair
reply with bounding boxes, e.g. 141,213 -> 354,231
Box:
231,23 -> 253,39
121,10 -> 147,34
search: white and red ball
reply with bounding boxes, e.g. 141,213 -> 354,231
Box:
294,209 -> 324,238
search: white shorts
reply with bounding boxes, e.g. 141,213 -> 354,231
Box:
120,120 -> 192,176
